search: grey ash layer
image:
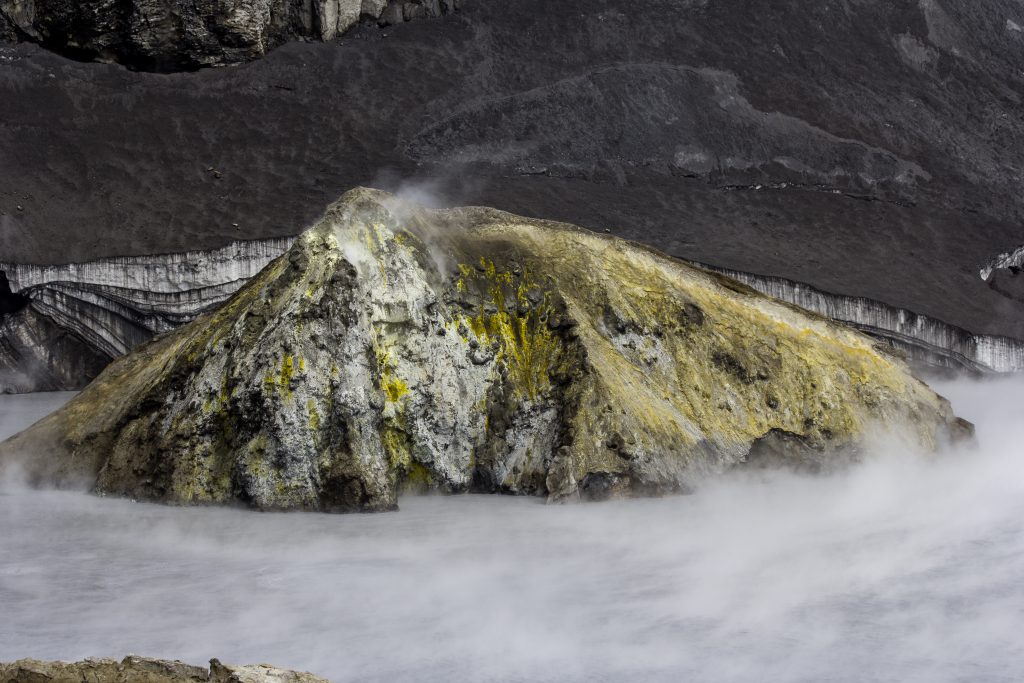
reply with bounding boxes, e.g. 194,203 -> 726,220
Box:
2,0 -> 1024,382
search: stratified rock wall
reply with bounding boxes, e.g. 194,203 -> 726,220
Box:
0,239 -> 292,392
0,189 -> 969,512
0,306 -> 111,393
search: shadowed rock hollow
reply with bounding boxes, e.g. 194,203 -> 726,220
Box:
0,189 -> 970,511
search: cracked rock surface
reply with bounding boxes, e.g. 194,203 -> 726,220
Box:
0,189 -> 970,512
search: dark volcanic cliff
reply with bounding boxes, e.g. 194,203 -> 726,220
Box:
0,0 -> 456,71
1,0 -> 1023,354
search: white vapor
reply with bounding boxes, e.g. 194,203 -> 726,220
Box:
0,376 -> 1022,682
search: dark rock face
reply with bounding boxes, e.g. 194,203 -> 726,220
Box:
0,0 -> 457,71
1,0 -> 1023,346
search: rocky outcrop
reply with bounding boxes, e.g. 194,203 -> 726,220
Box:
0,656 -> 329,683
0,189 -> 970,511
980,244 -> 1024,307
0,0 -> 458,70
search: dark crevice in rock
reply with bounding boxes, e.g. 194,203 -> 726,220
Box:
980,244 -> 1024,281
987,270 -> 1024,305
0,270 -> 27,315
718,182 -> 918,209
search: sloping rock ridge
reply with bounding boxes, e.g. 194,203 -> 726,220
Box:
0,189 -> 970,511
0,656 -> 328,683
0,0 -> 457,70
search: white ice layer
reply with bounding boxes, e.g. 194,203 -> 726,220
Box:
3,237 -> 1022,387
1,238 -> 295,357
2,238 -> 295,294
692,262 -> 1024,373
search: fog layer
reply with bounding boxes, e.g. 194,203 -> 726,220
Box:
0,391 -> 75,441
1,378 -> 1022,682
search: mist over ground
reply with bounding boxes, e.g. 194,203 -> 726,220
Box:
1,377 -> 1022,682
0,392 -> 75,441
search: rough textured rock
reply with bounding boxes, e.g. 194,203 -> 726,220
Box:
0,656 -> 329,683
0,0 -> 457,70
0,189 -> 970,511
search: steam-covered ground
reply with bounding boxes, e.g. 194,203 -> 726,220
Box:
1,378 -> 1023,682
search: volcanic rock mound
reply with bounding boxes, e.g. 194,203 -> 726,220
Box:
0,189 -> 970,511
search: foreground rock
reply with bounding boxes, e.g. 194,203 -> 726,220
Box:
0,189 -> 970,511
0,656 -> 328,683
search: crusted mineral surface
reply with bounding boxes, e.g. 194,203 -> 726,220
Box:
0,188 -> 970,511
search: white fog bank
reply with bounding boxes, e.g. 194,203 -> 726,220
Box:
0,377 -> 1022,682
0,391 -> 75,441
